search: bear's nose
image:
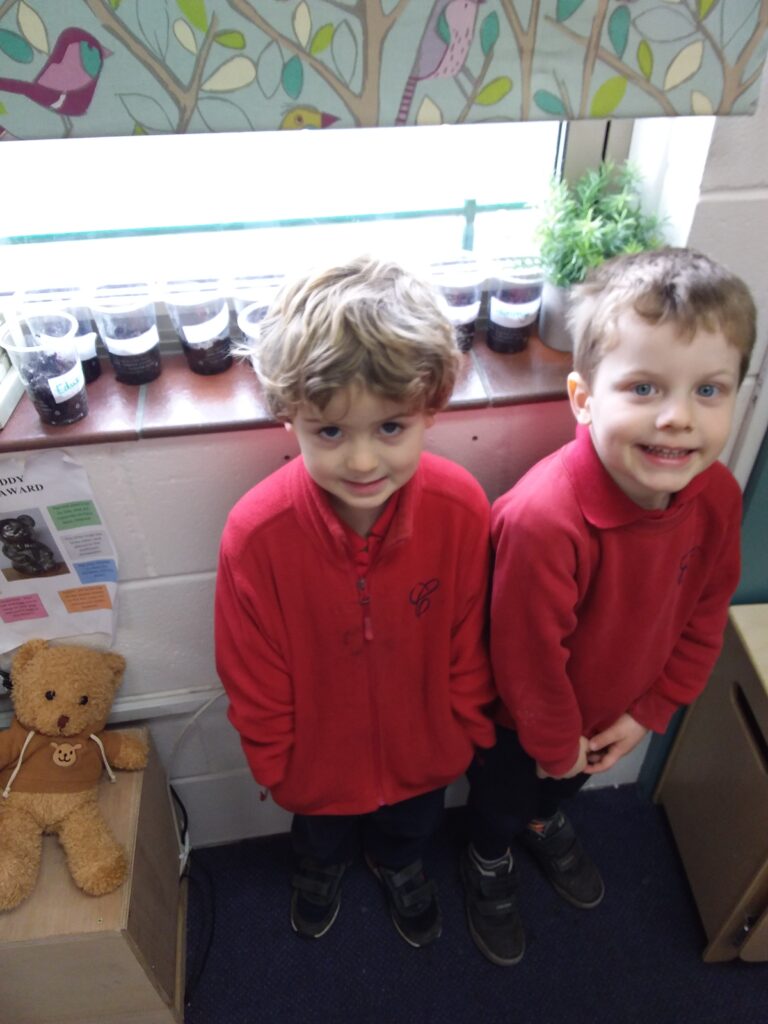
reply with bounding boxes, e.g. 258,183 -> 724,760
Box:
57,715 -> 69,730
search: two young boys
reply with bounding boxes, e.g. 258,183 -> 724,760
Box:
215,248 -> 756,958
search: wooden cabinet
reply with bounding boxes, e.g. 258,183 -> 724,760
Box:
0,730 -> 185,1023
656,605 -> 768,962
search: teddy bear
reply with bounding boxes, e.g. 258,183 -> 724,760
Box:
0,639 -> 148,911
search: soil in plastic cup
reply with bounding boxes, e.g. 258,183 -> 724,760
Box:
89,284 -> 162,384
2,313 -> 88,426
431,259 -> 485,352
164,281 -> 233,376
487,263 -> 544,354
22,287 -> 102,383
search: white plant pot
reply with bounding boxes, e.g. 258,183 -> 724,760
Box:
538,280 -> 573,352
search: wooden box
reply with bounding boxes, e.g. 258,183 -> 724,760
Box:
655,605 -> 768,962
0,729 -> 185,1024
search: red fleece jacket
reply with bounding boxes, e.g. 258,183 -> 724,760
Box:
215,452 -> 495,815
491,425 -> 742,778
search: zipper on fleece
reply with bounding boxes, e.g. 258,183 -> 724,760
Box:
357,576 -> 373,640
356,572 -> 384,803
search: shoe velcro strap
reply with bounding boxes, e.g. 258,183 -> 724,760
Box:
383,860 -> 435,911
475,896 -> 517,916
291,873 -> 336,899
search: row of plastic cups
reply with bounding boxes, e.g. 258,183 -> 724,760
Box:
4,278 -> 284,389
429,256 -> 544,354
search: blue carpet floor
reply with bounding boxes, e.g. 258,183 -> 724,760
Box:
184,785 -> 768,1024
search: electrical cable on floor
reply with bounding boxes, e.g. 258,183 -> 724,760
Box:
166,688 -> 226,875
183,852 -> 216,1008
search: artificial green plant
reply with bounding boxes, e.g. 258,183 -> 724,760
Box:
536,161 -> 665,289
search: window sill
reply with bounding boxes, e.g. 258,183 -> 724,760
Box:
0,330 -> 572,453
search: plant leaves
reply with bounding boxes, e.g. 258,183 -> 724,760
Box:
634,8 -> 694,43
256,41 -> 283,98
110,0 -> 123,8
589,76 -> 627,117
17,2 -> 48,54
637,40 -> 653,80
0,28 -> 34,63
310,24 -> 334,56
416,96 -> 442,125
215,31 -> 246,50
202,55 -> 257,92
608,6 -> 630,58
534,89 -> 567,116
331,20 -> 357,85
176,0 -> 207,34
699,0 -> 718,17
480,11 -> 499,55
691,89 -> 713,114
556,0 -> 586,21
138,0 -> 170,58
293,2 -> 311,49
197,96 -> 253,132
664,41 -> 703,90
119,93 -> 175,132
282,55 -> 304,100
174,19 -> 197,53
475,76 -> 512,106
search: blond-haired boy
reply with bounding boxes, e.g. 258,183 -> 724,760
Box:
462,247 -> 757,966
215,255 -> 495,946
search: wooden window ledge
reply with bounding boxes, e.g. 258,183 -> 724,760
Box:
0,330 -> 572,453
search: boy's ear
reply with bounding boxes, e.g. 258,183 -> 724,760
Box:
567,371 -> 592,425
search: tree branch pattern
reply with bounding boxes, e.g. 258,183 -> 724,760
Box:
0,0 -> 765,141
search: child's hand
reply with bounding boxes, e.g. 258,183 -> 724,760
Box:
584,714 -> 648,774
536,735 -> 589,780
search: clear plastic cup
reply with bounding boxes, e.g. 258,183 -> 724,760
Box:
486,260 -> 544,354
164,280 -> 232,376
2,313 -> 88,426
430,257 -> 486,352
21,287 -> 102,383
229,275 -> 283,317
89,284 -> 162,384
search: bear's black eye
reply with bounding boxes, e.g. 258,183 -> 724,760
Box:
45,690 -> 55,701
79,695 -> 88,706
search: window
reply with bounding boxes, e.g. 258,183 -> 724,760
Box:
0,120 -> 610,425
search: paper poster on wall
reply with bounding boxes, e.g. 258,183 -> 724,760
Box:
0,449 -> 118,654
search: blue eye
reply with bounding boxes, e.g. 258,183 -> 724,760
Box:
631,383 -> 654,397
697,383 -> 719,398
318,426 -> 341,440
380,421 -> 403,437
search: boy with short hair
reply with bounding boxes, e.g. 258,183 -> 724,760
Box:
215,255 -> 495,947
461,247 -> 757,966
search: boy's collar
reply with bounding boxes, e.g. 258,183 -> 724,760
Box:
568,424 -> 710,528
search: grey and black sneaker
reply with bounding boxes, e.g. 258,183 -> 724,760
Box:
460,846 -> 526,966
366,855 -> 442,947
521,811 -> 605,909
290,858 -> 349,938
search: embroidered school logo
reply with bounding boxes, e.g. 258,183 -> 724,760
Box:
409,579 -> 440,617
678,546 -> 703,584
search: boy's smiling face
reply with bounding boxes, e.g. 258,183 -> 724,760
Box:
568,311 -> 741,510
287,384 -> 433,535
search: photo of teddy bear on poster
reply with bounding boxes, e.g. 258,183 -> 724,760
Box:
0,450 -> 118,653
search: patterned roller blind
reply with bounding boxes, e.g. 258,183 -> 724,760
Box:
0,1 -> 765,140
